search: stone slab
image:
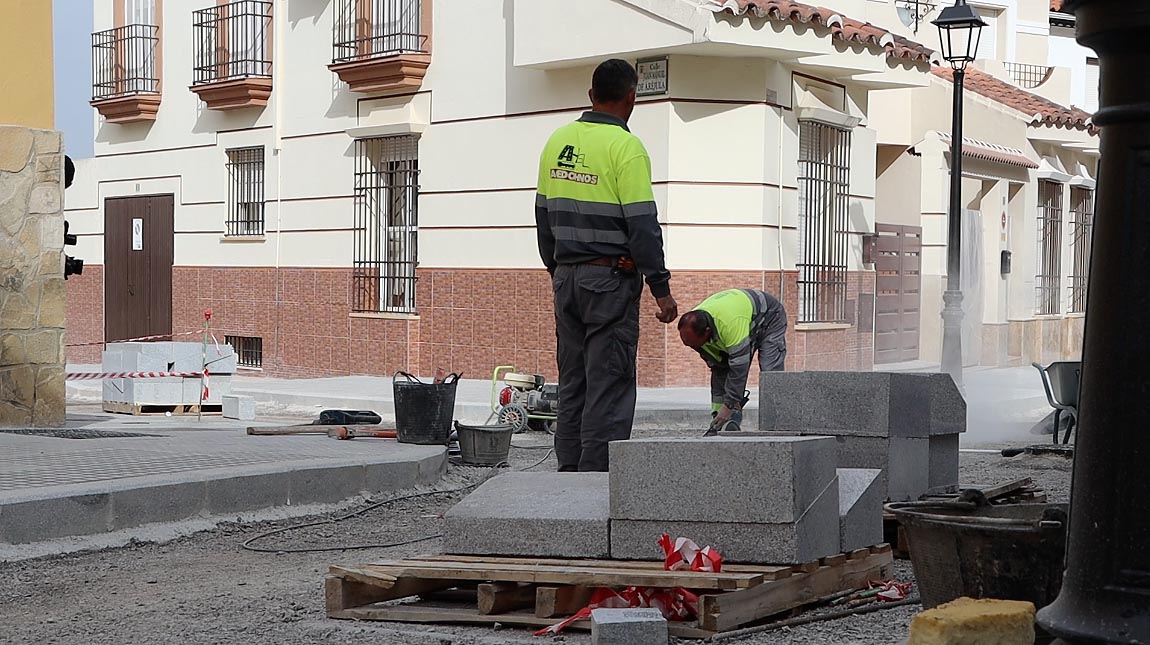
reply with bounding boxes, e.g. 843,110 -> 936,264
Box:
445,472 -> 610,558
928,433 -> 960,494
889,437 -> 931,502
222,394 -> 256,420
838,468 -> 884,552
103,342 -> 237,375
610,475 -> 841,564
591,608 -> 668,645
609,436 -> 836,523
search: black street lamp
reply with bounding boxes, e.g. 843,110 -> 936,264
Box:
932,0 -> 985,386
1037,1 -> 1150,643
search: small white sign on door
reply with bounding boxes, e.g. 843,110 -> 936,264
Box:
132,218 -> 143,251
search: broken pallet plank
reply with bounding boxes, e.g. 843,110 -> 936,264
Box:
697,551 -> 894,633
980,477 -> 1034,500
477,582 -> 537,615
350,560 -> 764,590
324,574 -> 455,614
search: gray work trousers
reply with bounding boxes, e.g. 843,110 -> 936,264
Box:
551,263 -> 642,472
711,327 -> 787,427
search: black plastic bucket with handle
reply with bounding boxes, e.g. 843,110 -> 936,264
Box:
392,371 -> 460,445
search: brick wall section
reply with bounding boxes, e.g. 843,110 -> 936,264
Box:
70,266 -> 875,384
64,266 -> 104,364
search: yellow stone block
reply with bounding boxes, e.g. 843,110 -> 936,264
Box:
908,597 -> 1036,645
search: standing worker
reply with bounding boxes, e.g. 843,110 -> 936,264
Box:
677,289 -> 788,435
536,59 -> 678,472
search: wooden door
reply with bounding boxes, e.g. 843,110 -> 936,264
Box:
874,224 -> 922,364
104,195 -> 174,344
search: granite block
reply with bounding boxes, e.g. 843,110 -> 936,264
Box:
610,475 -> 841,564
222,394 -> 255,420
838,468 -> 884,552
591,608 -> 668,645
445,472 -> 609,558
928,433 -> 960,493
609,436 -> 836,523
889,437 -> 931,502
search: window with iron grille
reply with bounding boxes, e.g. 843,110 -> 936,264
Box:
797,121 -> 852,324
225,335 -> 263,368
353,136 -> 419,314
333,0 -> 426,64
192,0 -> 273,85
226,147 -> 265,236
1068,187 -> 1094,313
1036,180 -> 1064,315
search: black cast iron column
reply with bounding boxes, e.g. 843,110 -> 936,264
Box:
940,68 -> 966,386
1036,1 -> 1150,642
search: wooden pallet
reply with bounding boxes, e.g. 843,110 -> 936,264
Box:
325,545 -> 894,638
102,401 -> 223,416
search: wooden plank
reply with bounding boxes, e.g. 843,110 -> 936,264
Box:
697,551 -> 894,633
535,586 -> 593,618
979,477 -> 1033,501
848,548 -> 871,560
796,561 -> 820,574
870,544 -> 893,555
412,554 -> 793,579
329,603 -> 716,639
477,582 -> 537,615
820,553 -> 847,567
359,560 -> 764,590
324,574 -> 457,614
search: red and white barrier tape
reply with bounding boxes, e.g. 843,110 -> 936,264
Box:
66,328 -> 209,348
66,371 -> 205,381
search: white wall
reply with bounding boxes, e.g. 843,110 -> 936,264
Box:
1048,34 -> 1098,112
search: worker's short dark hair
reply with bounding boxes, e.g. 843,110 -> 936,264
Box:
591,59 -> 638,103
678,311 -> 709,337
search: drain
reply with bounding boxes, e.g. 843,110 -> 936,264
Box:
0,429 -> 163,439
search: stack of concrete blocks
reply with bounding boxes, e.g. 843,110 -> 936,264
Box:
102,341 -> 237,407
758,371 -> 965,501
609,437 -> 842,564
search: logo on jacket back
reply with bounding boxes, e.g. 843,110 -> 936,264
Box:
553,145 -> 597,184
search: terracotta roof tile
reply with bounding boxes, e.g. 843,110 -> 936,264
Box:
932,66 -> 1094,131
704,0 -> 938,64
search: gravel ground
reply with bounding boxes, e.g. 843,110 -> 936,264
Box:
0,431 -> 1072,645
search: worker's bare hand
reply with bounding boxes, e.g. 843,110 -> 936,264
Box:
713,404 -> 735,427
655,295 -> 678,323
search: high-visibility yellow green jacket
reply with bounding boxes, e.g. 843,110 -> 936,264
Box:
535,111 -> 671,298
691,289 -> 787,410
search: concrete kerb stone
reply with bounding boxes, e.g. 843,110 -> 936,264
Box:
445,472 -> 610,558
0,493 -> 114,543
610,475 -> 841,565
837,468 -> 884,552
591,607 -> 668,645
222,394 -> 256,420
609,436 -> 836,524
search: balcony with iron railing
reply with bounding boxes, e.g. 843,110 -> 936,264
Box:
191,0 -> 274,110
91,24 -> 161,123
328,0 -> 431,95
1003,62 -> 1054,90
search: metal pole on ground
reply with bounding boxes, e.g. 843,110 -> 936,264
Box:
1036,1 -> 1150,642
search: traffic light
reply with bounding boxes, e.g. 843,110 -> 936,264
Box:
63,155 -> 83,280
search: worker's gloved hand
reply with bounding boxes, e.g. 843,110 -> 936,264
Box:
655,295 -> 678,324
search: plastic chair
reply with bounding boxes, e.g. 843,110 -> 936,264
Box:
1032,361 -> 1082,444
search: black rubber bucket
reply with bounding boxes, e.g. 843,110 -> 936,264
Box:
392,371 -> 460,445
454,421 -> 514,466
887,495 -> 1068,609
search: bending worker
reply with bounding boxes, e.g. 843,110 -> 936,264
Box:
677,289 -> 788,434
536,59 -> 678,472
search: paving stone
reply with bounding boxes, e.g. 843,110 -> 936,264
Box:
1,493 -> 112,543
610,475 -> 840,564
591,608 -> 668,645
609,436 -> 836,523
838,468 -> 884,552
222,394 -> 255,420
445,472 -> 609,558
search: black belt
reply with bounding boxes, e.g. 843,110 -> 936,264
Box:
579,256 -> 635,271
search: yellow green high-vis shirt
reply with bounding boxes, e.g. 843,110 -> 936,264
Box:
693,289 -> 788,410
535,111 -> 671,298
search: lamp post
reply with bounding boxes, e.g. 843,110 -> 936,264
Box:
1036,1 -> 1150,642
932,0 -> 985,387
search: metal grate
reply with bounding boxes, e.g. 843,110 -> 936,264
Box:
192,0 -> 273,85
1036,180 -> 1064,315
333,0 -> 427,64
92,24 -> 159,100
797,121 -> 852,324
1068,187 -> 1094,313
1003,62 -> 1054,90
353,136 -> 420,314
225,335 -> 263,368
226,147 -> 265,236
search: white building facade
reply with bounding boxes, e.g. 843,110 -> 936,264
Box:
67,0 -> 946,385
